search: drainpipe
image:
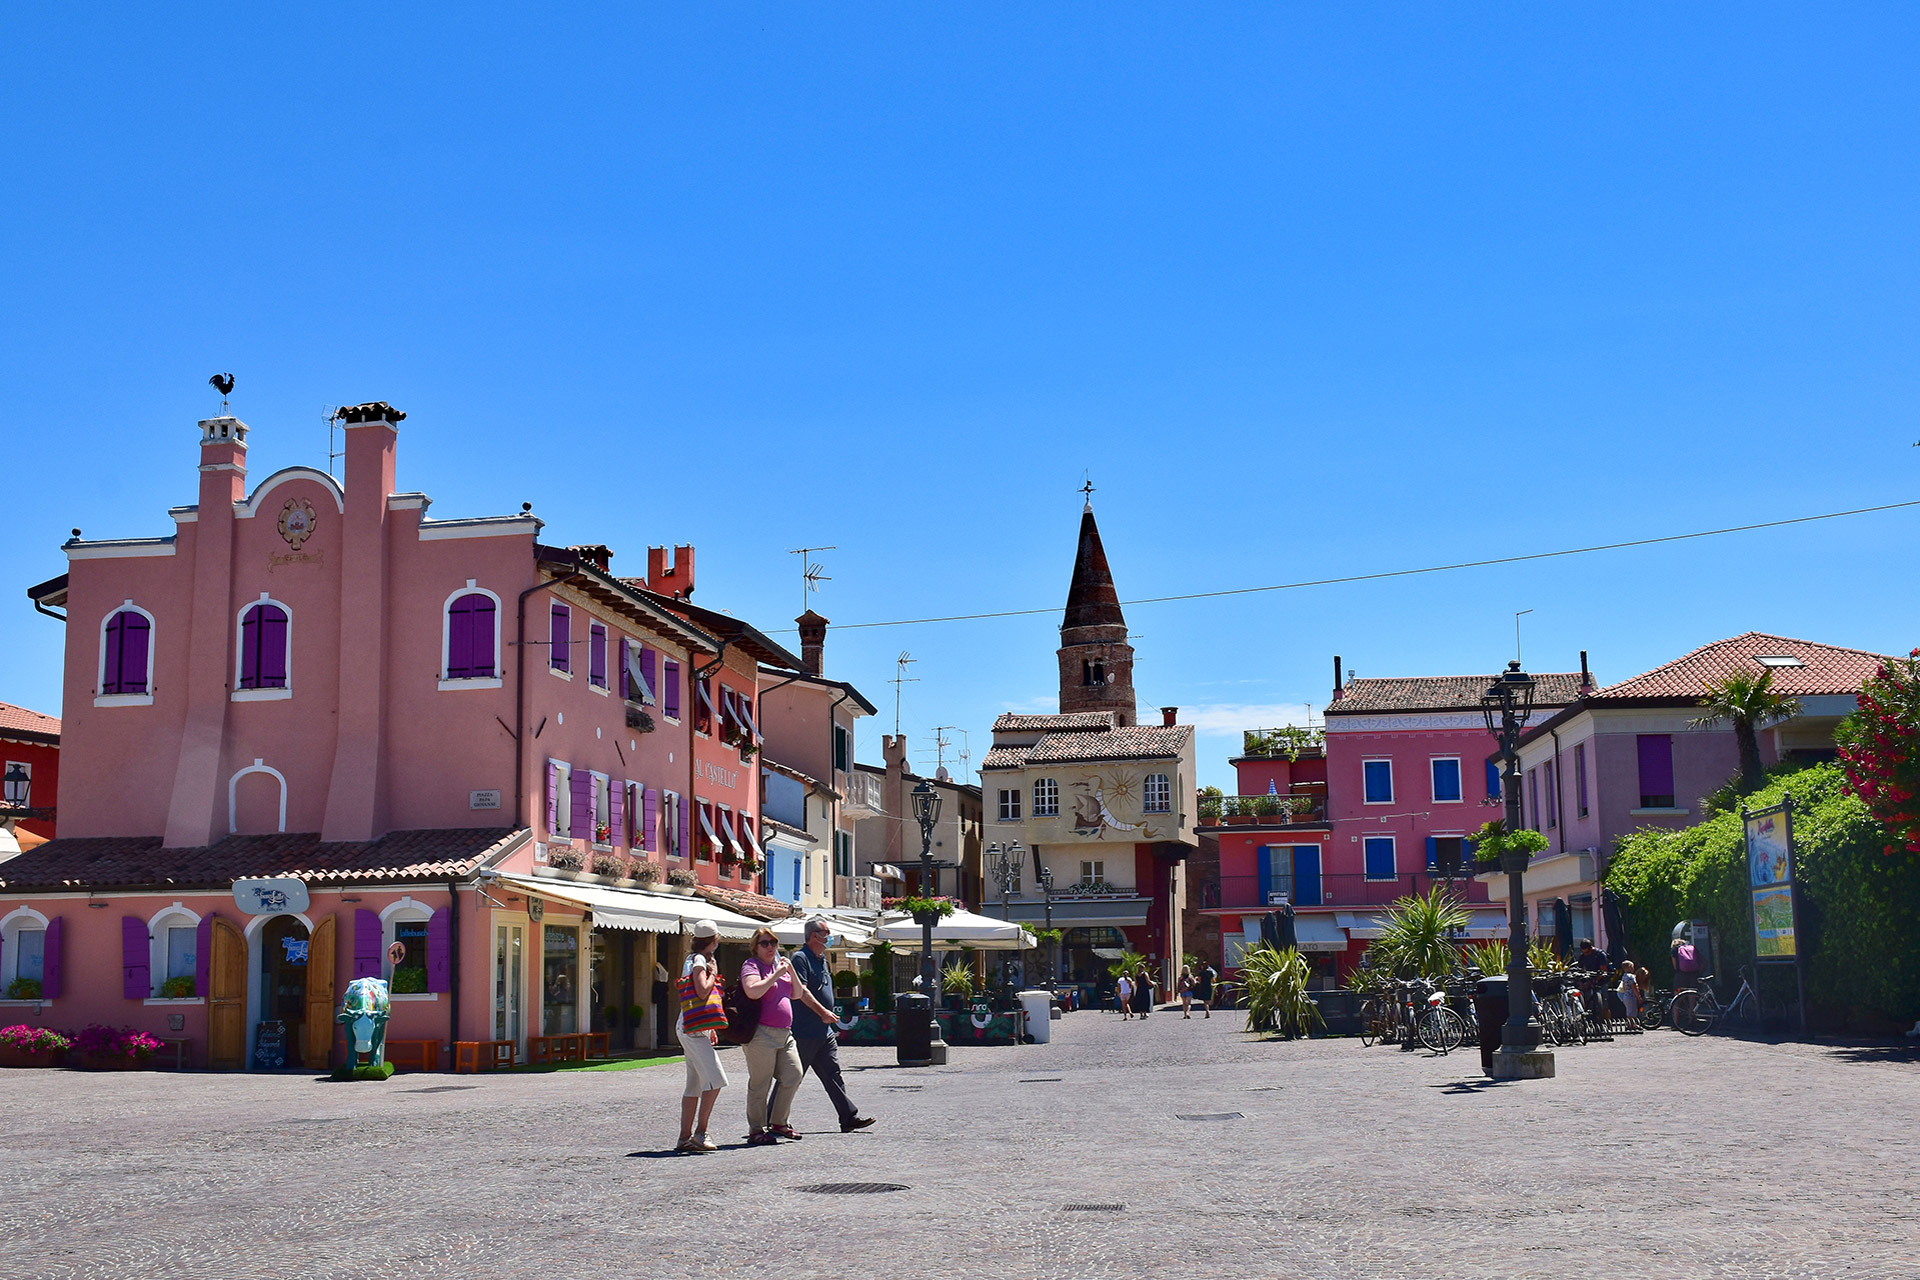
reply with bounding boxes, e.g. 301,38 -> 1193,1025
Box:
33,597 -> 65,623
515,568 -> 586,827
1550,730 -> 1565,856
446,876 -> 461,1051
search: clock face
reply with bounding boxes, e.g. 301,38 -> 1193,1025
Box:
278,499 -> 316,550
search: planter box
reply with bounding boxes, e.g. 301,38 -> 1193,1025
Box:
69,1052 -> 148,1071
0,1046 -> 66,1069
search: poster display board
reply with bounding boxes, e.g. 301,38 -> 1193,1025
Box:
1743,801 -> 1798,962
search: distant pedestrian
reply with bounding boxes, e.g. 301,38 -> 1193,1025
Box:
788,918 -> 875,1135
1136,965 -> 1155,1018
1194,961 -> 1216,1019
675,920 -> 729,1153
1115,972 -> 1134,1019
1617,962 -> 1640,1021
1178,965 -> 1195,1018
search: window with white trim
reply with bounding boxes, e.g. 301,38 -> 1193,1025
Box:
383,900 -> 433,994
442,584 -> 501,686
547,761 -> 572,840
591,773 -> 611,847
1143,773 -> 1171,813
549,603 -> 571,674
997,788 -> 1022,822
1,910 -> 48,996
1031,778 -> 1059,817
1430,757 -> 1462,803
98,603 -> 155,703
1363,759 -> 1394,804
1079,860 -> 1105,888
148,906 -> 201,998
588,622 -> 609,691
1363,836 -> 1396,881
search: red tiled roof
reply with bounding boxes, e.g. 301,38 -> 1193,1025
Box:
991,712 -> 1117,733
0,827 -> 525,892
1024,724 -> 1192,764
691,883 -> 798,922
0,701 -> 59,742
981,745 -> 1033,770
1594,632 -> 1889,701
1326,673 -> 1586,715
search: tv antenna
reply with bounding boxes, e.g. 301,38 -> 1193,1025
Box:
326,406 -> 346,480
889,651 -> 918,737
787,546 -> 836,614
1514,609 -> 1534,664
927,725 -> 957,775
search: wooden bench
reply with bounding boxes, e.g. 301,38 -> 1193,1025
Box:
527,1033 -> 586,1064
153,1037 -> 192,1071
584,1032 -> 610,1060
453,1039 -> 517,1073
385,1039 -> 441,1072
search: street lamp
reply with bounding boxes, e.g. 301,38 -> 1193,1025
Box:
988,840 -> 1025,986
910,779 -> 945,1057
1480,659 -> 1552,1078
2,763 -> 28,808
1036,862 -> 1056,991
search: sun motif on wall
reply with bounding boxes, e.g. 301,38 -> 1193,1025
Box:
278,498 -> 316,550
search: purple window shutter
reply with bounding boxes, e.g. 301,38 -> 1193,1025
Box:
618,642 -> 630,700
240,606 -> 260,688
42,917 -> 63,1000
677,793 -> 690,858
545,760 -> 559,834
641,649 -> 658,708
196,914 -> 213,997
610,779 -> 625,847
590,624 -> 607,688
426,907 -> 451,993
354,909 -> 382,980
663,660 -> 680,718
447,598 -> 474,678
122,916 -> 150,999
125,611 -> 150,693
550,604 -> 570,672
471,595 -> 495,677
644,788 -> 659,852
103,611 -> 124,694
1637,734 -> 1675,802
571,768 -> 592,839
260,606 -> 288,688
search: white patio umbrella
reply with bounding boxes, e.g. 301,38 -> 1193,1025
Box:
769,914 -> 876,948
873,908 -> 1037,951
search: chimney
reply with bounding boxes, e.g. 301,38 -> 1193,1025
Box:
1332,656 -> 1343,701
646,544 -> 696,599
882,733 -> 908,777
797,610 -> 829,676
569,544 -> 612,572
336,402 -> 402,513
1579,650 -> 1594,695
1160,706 -> 1178,726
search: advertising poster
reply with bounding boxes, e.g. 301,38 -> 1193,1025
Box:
1751,887 -> 1797,958
1744,804 -> 1798,962
1746,810 -> 1793,889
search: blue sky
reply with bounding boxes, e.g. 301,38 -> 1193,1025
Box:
4,7 -> 1918,792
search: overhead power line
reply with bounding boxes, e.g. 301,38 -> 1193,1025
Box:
787,497 -> 1920,634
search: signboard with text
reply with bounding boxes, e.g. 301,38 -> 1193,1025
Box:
1743,802 -> 1798,961
233,877 -> 311,916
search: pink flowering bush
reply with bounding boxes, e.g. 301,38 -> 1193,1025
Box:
71,1024 -> 163,1059
1836,648 -> 1920,857
0,1025 -> 71,1054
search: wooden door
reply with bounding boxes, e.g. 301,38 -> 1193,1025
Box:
302,914 -> 336,1070
208,917 -> 247,1069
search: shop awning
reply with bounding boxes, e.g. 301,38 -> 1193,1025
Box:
739,818 -> 765,860
1461,910 -> 1510,939
718,809 -> 745,857
697,804 -> 721,854
1337,912 -> 1388,940
1294,914 -> 1349,952
870,864 -> 905,880
1337,910 -> 1509,941
497,873 -> 760,939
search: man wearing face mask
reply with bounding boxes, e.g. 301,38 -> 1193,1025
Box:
787,918 -> 875,1134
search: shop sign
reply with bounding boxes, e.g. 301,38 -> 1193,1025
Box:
233,877 -> 311,915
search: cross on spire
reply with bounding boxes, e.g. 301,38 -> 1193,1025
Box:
1080,474 -> 1095,511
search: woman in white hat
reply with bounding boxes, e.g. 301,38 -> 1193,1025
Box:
676,920 -> 729,1152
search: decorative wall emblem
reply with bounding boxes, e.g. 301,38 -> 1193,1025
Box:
278,498 -> 317,550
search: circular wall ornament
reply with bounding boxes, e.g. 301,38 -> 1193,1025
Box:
278,498 -> 317,550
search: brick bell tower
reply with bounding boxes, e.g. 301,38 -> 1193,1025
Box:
1055,497 -> 1136,725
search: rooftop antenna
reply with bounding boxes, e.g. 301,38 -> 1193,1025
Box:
787,546 -> 836,615
1514,608 -> 1534,664
889,652 -> 918,737
326,406 -> 345,480
928,725 -> 956,775
955,727 -> 972,779
208,373 -> 234,414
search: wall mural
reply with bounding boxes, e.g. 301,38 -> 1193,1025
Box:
1068,772 -> 1173,842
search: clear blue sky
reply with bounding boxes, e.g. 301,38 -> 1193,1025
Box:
4,8 -> 1917,793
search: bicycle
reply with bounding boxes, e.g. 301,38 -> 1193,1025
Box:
1672,967 -> 1785,1036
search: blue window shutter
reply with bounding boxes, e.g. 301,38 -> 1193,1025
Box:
1425,836 -> 1438,872
1485,758 -> 1501,798
1256,846 -> 1271,904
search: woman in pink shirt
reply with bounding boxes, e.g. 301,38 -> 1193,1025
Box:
739,927 -> 836,1145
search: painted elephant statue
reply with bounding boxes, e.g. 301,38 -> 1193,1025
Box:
337,977 -> 392,1067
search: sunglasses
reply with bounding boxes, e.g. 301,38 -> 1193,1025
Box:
756,939 -> 778,947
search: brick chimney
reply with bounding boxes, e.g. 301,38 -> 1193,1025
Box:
882,733 -> 908,776
797,610 -> 829,676
646,544 -> 695,599
1160,706 -> 1178,726
1579,650 -> 1595,696
1332,656 -> 1343,701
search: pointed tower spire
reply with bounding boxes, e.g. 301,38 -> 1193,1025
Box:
1056,498 -> 1136,724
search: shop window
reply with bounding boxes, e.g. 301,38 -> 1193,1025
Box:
542,926 -> 579,1034
3,917 -> 47,995
390,918 -> 430,993
147,906 -> 201,998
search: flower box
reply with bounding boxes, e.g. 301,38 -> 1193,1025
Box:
70,1051 -> 147,1071
0,1045 -> 65,1069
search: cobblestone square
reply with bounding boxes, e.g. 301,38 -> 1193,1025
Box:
3,1011 -> 1916,1280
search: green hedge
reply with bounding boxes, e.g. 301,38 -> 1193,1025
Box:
1606,761 -> 1920,1031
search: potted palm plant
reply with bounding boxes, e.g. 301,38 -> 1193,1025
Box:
1238,944 -> 1325,1039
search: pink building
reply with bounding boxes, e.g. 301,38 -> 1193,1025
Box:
5,405 -> 789,1070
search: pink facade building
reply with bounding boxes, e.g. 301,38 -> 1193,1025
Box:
4,405 -> 796,1070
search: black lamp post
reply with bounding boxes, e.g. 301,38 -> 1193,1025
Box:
2,762 -> 28,808
1480,659 -> 1552,1076
989,840 -> 1024,985
910,779 -> 945,1056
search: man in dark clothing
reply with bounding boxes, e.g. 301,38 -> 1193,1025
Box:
788,918 -> 875,1134
1194,962 -> 1216,1019
1575,939 -> 1610,974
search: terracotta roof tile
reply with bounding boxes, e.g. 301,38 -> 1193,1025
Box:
0,702 -> 59,741
981,745 -> 1033,770
1326,673 -> 1586,715
1024,724 -> 1192,764
1594,632 -> 1889,701
991,712 -> 1117,733
0,827 -> 524,892
691,883 -> 798,922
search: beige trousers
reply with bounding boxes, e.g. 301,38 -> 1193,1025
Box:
742,1023 -> 802,1131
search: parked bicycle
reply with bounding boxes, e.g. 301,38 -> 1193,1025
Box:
1671,966 -> 1788,1036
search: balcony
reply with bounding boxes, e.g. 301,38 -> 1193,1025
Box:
843,771 -> 884,819
846,875 -> 883,910
1196,790 -> 1327,828
1199,871 -> 1493,911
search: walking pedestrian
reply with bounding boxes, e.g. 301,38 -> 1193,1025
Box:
1194,961 -> 1216,1018
1136,964 -> 1155,1019
1178,964 -> 1195,1018
788,918 -> 876,1134
675,920 -> 729,1153
1115,971 -> 1134,1019
1617,960 -> 1640,1021
738,927 -> 836,1146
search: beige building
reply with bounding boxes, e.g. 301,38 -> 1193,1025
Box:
980,501 -> 1194,990
851,736 -> 983,906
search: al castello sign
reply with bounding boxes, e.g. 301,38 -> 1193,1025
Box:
699,761 -> 740,789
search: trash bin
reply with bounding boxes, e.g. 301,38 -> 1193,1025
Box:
1473,975 -> 1508,1078
1018,990 -> 1052,1044
896,993 -> 933,1067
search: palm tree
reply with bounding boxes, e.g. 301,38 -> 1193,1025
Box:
1692,669 -> 1800,794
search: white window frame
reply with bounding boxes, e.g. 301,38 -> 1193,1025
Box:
1079,859 -> 1105,888
1143,773 -> 1171,814
590,772 -> 612,848
662,790 -> 682,859
231,592 -> 294,702
548,602 -> 573,679
1429,756 -> 1463,805
997,788 -> 1022,822
380,896 -> 438,1001
227,758 -> 289,834
1363,835 -> 1398,881
1031,778 -> 1059,817
1362,758 -> 1394,805
439,580 -> 504,691
549,759 -> 573,840
0,906 -> 50,996
95,600 -> 157,707
145,903 -> 204,1001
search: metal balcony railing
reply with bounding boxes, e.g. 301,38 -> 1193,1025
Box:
1196,790 -> 1327,826
1199,871 -> 1493,910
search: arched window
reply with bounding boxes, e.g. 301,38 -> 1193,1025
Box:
147,905 -> 202,998
445,591 -> 498,680
1143,773 -> 1172,813
98,603 -> 154,703
1032,777 -> 1060,817
237,598 -> 289,692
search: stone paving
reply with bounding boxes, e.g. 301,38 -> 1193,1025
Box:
2,1008 -> 1917,1279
